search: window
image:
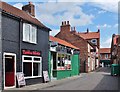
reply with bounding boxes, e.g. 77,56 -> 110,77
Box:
23,23 -> 37,44
91,39 -> 97,45
57,53 -> 71,70
105,54 -> 108,59
22,55 -> 42,78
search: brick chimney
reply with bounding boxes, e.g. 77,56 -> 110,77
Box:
22,2 -> 35,17
71,27 -> 76,34
60,21 -> 70,33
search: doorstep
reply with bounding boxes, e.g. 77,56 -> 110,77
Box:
5,75 -> 81,91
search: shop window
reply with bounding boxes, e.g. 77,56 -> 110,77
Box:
23,23 -> 37,44
57,53 -> 71,70
23,62 -> 32,77
33,63 -> 40,76
22,56 -> 42,78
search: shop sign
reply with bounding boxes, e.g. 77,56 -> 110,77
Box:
22,49 -> 41,56
43,71 -> 50,82
50,41 -> 58,47
16,72 -> 26,87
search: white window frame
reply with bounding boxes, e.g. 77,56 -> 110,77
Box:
105,54 -> 108,59
23,23 -> 37,44
22,55 -> 42,79
57,53 -> 72,70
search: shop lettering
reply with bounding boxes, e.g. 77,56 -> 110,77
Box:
22,50 -> 41,56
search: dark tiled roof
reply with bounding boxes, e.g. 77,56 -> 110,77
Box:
0,2 -> 51,31
50,36 -> 79,50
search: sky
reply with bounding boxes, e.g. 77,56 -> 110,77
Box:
2,0 -> 119,48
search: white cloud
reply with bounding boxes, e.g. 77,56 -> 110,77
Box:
114,23 -> 118,28
98,10 -> 106,14
35,2 -> 94,27
90,1 -> 118,13
100,37 -> 112,48
13,3 -> 23,10
50,29 -> 60,36
97,24 -> 111,29
57,0 -> 119,13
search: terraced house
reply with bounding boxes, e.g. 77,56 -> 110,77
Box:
0,2 -> 51,90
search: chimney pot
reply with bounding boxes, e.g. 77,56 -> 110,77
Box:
65,21 -> 66,25
98,29 -> 100,32
62,22 -> 63,25
87,28 -> 89,33
29,1 -> 32,4
22,2 -> 35,17
74,27 -> 75,31
67,21 -> 69,25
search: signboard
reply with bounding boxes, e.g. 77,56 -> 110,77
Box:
22,49 -> 41,56
16,72 -> 26,87
43,71 -> 50,82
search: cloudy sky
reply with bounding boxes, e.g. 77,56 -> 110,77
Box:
3,0 -> 119,48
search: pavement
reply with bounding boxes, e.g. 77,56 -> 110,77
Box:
4,73 -> 82,91
3,67 -> 120,91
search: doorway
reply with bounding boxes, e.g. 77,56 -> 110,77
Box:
4,53 -> 16,89
51,52 -> 57,79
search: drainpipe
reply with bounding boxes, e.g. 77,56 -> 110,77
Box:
0,9 -> 3,90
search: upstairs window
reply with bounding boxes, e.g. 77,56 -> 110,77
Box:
91,39 -> 97,45
23,23 -> 37,44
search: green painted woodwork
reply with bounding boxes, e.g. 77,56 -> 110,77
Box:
49,52 -> 80,80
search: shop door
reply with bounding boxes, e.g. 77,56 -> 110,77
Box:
4,53 -> 16,89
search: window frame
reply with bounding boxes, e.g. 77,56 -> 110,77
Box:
22,55 -> 42,79
57,53 -> 72,70
91,39 -> 97,45
23,23 -> 37,44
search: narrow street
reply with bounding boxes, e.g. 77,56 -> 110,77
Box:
40,67 -> 119,90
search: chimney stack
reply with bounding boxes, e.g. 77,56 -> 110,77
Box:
60,21 -> 70,33
22,2 -> 35,17
71,26 -> 76,34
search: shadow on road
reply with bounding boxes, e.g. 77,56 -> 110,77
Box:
91,67 -> 119,91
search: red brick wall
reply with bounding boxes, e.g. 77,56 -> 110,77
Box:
100,53 -> 111,60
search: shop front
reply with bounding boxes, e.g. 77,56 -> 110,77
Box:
49,36 -> 80,80
21,49 -> 42,79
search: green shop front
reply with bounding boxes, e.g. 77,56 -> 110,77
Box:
49,36 -> 80,80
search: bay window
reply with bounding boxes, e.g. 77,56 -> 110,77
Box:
22,55 -> 42,78
23,23 -> 37,44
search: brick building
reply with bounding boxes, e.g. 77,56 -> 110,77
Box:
100,48 -> 111,67
111,34 -> 119,64
55,21 -> 99,73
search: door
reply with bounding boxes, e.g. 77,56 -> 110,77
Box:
51,52 -> 57,79
4,53 -> 16,89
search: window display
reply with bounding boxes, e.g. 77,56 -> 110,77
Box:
57,53 -> 71,70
